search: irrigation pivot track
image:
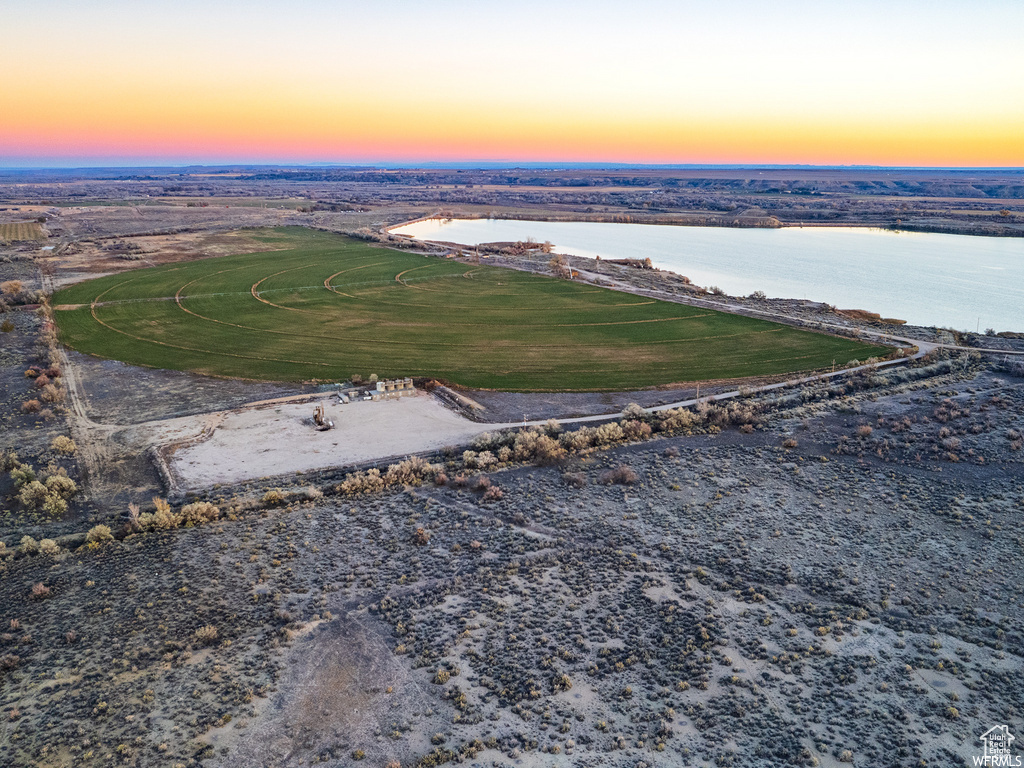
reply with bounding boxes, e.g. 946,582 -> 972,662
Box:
52,227 -> 887,390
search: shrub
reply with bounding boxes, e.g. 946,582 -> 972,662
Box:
622,420 -> 652,441
50,435 -> 77,454
138,498 -> 178,531
782,438 -> 798,449
482,485 -> 504,502
560,429 -> 593,453
39,384 -> 63,403
9,463 -> 36,487
45,474 -> 78,500
658,407 -> 698,433
855,425 -> 873,438
43,494 -> 68,517
513,429 -> 544,461
179,501 -> 220,527
599,465 -> 638,485
0,319 -> 13,333
38,539 -> 60,556
562,472 -> 587,488
86,524 -> 114,546
194,625 -> 218,646
337,468 -> 385,494
724,401 -> 760,426
31,582 -> 51,600
532,435 -> 566,465
622,403 -> 646,420
591,422 -> 625,446
471,432 -> 496,450
384,456 -> 441,485
17,480 -> 49,510
20,535 -> 39,555
476,450 -> 498,468
698,402 -> 729,428
413,527 -> 431,546
0,451 -> 19,472
127,502 -> 141,532
262,489 -> 286,506
21,399 -> 41,414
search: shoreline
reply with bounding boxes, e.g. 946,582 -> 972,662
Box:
385,211 -> 1024,239
384,216 -> 1024,334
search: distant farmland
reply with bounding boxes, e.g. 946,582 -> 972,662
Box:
52,228 -> 887,390
0,221 -> 46,241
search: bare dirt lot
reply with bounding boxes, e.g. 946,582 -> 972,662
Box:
168,393 -> 498,491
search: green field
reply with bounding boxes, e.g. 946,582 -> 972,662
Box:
52,227 -> 886,390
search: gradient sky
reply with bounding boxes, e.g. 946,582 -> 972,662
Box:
2,0 -> 1022,167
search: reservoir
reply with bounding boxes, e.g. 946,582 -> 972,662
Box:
393,219 -> 1024,333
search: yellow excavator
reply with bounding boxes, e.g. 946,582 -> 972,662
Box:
313,404 -> 334,431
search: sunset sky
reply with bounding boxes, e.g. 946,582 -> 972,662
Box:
2,0 -> 1022,167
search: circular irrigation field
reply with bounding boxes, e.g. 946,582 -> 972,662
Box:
52,228 -> 887,390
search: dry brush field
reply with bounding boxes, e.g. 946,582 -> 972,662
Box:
1,361 -> 1022,767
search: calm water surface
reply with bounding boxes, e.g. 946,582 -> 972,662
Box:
394,219 -> 1024,332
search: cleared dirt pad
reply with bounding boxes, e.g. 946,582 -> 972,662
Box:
213,615 -> 445,767
168,393 -> 490,489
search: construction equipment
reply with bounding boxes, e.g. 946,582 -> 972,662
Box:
312,404 -> 334,431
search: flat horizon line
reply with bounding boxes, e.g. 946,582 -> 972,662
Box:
1,162 -> 1024,173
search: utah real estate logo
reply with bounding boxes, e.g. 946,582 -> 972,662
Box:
976,725 -> 1022,767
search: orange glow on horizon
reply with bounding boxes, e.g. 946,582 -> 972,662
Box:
2,1 -> 1022,167
5,95 -> 1020,167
